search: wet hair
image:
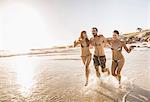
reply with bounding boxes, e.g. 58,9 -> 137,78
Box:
113,30 -> 119,35
92,27 -> 98,32
80,31 -> 86,39
80,31 -> 90,46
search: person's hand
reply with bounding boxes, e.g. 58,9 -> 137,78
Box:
74,40 -> 77,43
74,38 -> 80,43
74,38 -> 81,47
78,37 -> 82,41
74,40 -> 77,47
129,46 -> 134,50
90,37 -> 94,41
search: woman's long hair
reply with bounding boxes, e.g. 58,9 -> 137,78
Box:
80,31 -> 90,46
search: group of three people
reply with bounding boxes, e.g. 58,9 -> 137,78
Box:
74,27 -> 134,86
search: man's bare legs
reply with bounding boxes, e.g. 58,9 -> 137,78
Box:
95,65 -> 101,78
102,68 -> 110,75
100,56 -> 110,75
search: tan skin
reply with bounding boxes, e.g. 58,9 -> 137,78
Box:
90,28 -> 110,78
74,31 -> 91,86
107,32 -> 134,84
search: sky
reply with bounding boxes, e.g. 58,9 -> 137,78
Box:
148,0 -> 150,26
0,0 -> 149,51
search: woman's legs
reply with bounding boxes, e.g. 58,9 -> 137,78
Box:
81,55 -> 91,86
111,60 -> 118,76
81,56 -> 86,65
85,55 -> 91,86
117,59 -> 125,84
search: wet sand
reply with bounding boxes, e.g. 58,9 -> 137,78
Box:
0,47 -> 150,102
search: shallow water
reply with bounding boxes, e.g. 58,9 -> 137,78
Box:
0,47 -> 150,102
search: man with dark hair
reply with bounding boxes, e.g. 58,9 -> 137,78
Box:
113,30 -> 119,35
90,27 -> 110,78
92,27 -> 98,32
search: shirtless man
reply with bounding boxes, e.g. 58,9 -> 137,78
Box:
107,30 -> 134,84
90,27 -> 110,78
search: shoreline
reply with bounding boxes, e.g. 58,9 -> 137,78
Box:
0,42 -> 150,58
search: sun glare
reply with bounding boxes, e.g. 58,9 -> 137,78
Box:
10,56 -> 35,97
1,2 -> 49,53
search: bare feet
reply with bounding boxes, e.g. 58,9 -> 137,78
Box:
96,71 -> 101,78
119,84 -> 122,88
85,81 -> 88,86
115,74 -> 121,84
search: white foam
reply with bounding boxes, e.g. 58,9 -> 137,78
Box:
98,75 -> 133,91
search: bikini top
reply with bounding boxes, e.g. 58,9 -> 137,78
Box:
111,43 -> 122,52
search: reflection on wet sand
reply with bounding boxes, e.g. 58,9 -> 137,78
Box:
0,59 -> 26,101
0,48 -> 150,101
9,57 -> 35,97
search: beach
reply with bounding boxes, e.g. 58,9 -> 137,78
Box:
0,47 -> 150,102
